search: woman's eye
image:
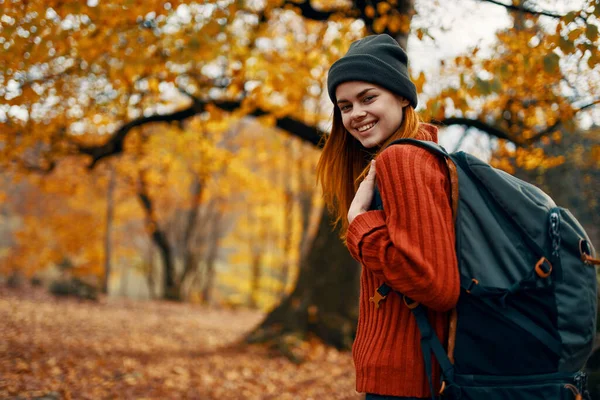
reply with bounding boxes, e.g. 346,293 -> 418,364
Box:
363,96 -> 375,103
340,104 -> 351,112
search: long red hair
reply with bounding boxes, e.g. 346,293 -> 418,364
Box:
316,104 -> 423,239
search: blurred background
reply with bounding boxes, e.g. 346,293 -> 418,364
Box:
1,0 -> 599,399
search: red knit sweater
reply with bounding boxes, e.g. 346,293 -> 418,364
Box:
346,124 -> 460,398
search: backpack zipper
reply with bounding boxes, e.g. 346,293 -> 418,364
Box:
574,371 -> 585,393
549,210 -> 561,260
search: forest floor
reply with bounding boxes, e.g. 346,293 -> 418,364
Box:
0,285 -> 360,400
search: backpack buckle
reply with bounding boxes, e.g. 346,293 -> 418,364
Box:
580,239 -> 600,265
403,295 -> 420,309
466,278 -> 479,294
535,257 -> 553,278
369,291 -> 387,309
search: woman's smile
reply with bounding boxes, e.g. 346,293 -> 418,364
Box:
356,121 -> 378,133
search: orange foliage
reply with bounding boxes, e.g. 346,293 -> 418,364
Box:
420,3 -> 599,172
1,0 -> 599,300
1,287 -> 358,399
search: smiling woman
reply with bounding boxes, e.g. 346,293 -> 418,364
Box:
335,82 -> 409,149
316,34 -> 460,399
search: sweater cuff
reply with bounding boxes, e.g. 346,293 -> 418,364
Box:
346,210 -> 386,261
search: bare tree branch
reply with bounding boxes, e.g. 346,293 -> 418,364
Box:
282,0 -> 339,20
440,98 -> 600,146
524,99 -> 600,143
78,103 -> 203,167
79,98 -> 324,168
437,117 -> 516,142
478,0 -> 564,18
577,99 -> 600,112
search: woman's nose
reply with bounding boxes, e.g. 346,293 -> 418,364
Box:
352,106 -> 367,119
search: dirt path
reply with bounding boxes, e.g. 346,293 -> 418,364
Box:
0,286 -> 360,400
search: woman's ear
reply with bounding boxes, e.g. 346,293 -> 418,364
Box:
399,97 -> 410,108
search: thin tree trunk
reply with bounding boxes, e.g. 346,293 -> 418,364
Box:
277,138 -> 296,297
137,171 -> 178,300
202,210 -> 223,304
248,203 -> 267,308
393,0 -> 413,49
279,188 -> 294,297
103,165 -> 115,294
179,177 -> 204,297
146,240 -> 156,299
153,222 -> 177,299
120,262 -> 130,297
249,252 -> 262,308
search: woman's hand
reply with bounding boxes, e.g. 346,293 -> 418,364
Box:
348,160 -> 376,225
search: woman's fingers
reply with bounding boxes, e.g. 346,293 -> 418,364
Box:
348,160 -> 377,224
367,160 -> 376,180
362,160 -> 376,188
356,162 -> 376,202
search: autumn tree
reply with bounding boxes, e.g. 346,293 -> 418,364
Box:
2,160 -> 113,282
2,0 -> 599,349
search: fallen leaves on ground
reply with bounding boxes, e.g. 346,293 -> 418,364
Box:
0,286 -> 360,400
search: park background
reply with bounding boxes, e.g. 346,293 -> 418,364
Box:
1,0 -> 599,398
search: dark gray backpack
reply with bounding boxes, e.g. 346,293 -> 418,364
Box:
371,139 -> 599,400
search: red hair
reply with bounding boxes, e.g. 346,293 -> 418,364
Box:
316,105 -> 423,240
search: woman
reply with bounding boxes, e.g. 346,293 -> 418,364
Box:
316,34 -> 460,399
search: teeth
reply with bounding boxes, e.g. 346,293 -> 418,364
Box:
357,122 -> 376,132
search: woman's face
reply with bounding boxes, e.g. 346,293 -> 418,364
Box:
335,81 -> 409,148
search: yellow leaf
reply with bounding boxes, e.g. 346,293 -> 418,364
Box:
377,2 -> 391,15
373,16 -> 388,33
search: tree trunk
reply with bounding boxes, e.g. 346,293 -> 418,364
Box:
246,208 -> 360,350
201,210 -> 223,304
180,177 -> 204,290
103,165 -> 115,294
249,252 -> 262,308
137,172 -> 179,300
392,0 -> 414,50
279,188 -> 294,298
153,225 -> 178,300
146,240 -> 157,299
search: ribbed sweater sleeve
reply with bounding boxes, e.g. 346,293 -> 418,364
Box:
346,145 -> 459,312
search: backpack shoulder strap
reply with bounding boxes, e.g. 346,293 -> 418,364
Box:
384,138 -> 459,222
388,138 -> 449,157
373,137 -> 461,379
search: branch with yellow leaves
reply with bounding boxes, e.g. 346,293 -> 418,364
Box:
522,99 -> 600,144
78,98 -> 323,168
78,103 -> 203,168
439,98 -> 600,146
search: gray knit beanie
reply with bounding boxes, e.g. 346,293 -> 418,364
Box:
327,34 -> 418,108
